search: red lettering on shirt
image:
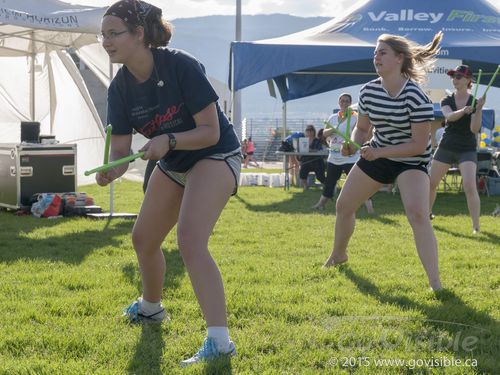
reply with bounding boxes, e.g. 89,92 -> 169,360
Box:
140,102 -> 184,137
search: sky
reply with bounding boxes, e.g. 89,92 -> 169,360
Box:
72,0 -> 358,19
71,0 -> 500,121
72,0 -> 500,19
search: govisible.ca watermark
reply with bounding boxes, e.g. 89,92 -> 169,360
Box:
321,315 -> 490,353
322,316 -> 488,369
326,356 -> 478,369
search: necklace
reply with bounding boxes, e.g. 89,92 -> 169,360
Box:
153,63 -> 164,87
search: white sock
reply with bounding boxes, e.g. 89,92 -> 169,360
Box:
207,326 -> 231,352
138,297 -> 162,314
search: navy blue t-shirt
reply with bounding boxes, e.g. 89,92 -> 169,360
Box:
107,48 -> 240,172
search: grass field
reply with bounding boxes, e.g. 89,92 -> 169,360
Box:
0,179 -> 499,374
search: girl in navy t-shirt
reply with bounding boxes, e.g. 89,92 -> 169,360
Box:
97,0 -> 240,366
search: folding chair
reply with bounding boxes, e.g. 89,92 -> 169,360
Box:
441,164 -> 462,192
476,150 -> 493,197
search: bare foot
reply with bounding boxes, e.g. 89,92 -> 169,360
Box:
431,284 -> 444,292
429,278 -> 443,291
322,255 -> 348,268
311,205 -> 324,210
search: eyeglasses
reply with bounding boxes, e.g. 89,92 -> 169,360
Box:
98,30 -> 128,42
451,74 -> 464,80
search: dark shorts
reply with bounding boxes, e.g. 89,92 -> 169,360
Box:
299,158 -> 326,183
158,149 -> 242,195
357,157 -> 428,184
433,147 -> 477,165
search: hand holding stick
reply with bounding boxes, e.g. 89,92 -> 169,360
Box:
324,120 -> 361,150
345,107 -> 352,147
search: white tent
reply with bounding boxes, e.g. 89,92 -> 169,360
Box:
0,0 -> 112,185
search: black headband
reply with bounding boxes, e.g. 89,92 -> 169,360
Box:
104,0 -> 162,26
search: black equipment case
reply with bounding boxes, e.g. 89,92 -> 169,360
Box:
0,143 -> 77,209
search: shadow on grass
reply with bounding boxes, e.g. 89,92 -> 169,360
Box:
0,215 -> 134,265
235,187 -> 498,215
235,190 -> 406,219
338,265 -> 500,373
126,323 -> 165,375
433,224 -> 500,247
121,247 -> 185,373
432,193 -> 499,217
201,355 -> 233,375
126,323 -> 233,375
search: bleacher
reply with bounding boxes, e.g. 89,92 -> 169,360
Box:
242,118 -> 326,162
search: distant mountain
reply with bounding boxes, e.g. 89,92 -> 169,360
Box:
168,14 -> 335,119
170,14 -> 329,81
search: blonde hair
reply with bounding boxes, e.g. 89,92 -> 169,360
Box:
377,31 -> 443,85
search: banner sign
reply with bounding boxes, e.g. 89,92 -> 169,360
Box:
0,1 -> 106,33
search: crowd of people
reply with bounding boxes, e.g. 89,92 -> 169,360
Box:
94,0 -> 491,367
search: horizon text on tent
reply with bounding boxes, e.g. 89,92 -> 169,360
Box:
368,10 -> 444,24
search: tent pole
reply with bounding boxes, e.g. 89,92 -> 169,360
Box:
282,101 -> 287,139
231,0 -> 242,139
30,31 -> 35,121
230,49 -> 234,122
281,100 -> 287,187
110,182 -> 114,214
109,61 -> 114,215
230,48 -> 237,136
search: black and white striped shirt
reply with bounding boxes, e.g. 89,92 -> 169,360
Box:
358,78 -> 434,165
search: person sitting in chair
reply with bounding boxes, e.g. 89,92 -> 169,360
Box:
298,125 -> 326,190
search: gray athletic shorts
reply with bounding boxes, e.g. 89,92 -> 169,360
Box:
158,148 -> 242,195
433,147 -> 477,165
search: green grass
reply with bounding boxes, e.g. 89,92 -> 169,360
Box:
0,180 -> 499,374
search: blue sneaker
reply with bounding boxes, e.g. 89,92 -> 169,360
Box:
123,299 -> 168,323
180,337 -> 236,367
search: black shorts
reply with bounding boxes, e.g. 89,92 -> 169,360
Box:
433,147 -> 477,165
356,157 -> 428,184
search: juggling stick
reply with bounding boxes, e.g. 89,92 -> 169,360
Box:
324,120 -> 361,150
86,124 -> 139,220
345,107 -> 352,147
482,64 -> 500,98
84,151 -> 146,176
471,69 -> 482,109
103,125 -> 112,172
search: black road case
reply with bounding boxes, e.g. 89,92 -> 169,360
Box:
0,143 -> 77,209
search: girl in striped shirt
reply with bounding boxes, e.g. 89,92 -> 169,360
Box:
323,32 -> 443,291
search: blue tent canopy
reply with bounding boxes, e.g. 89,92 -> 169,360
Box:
230,0 -> 500,102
